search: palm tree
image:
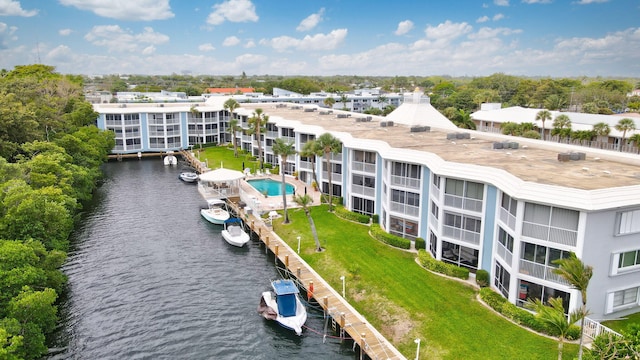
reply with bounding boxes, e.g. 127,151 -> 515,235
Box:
300,139 -> 322,189
323,97 -> 335,109
629,133 -> 640,151
553,252 -> 593,360
536,109 -> 552,141
224,98 -> 241,157
544,94 -> 567,111
189,105 -> 201,149
377,95 -> 388,110
316,133 -> 342,212
272,138 -> 296,224
247,108 -> 268,169
455,109 -> 476,130
525,297 -> 579,360
615,118 -> 636,151
593,122 -> 611,141
339,93 -> 349,110
551,114 -> 572,141
293,194 -> 322,252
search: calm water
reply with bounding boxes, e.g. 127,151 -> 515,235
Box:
50,159 -> 355,360
247,178 -> 295,196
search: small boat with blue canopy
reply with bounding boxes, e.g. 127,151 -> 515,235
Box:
257,279 -> 308,335
221,218 -> 250,247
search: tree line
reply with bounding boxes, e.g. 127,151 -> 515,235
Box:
0,65 -> 115,359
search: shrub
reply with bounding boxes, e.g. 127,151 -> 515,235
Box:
414,237 -> 426,250
417,250 -> 470,280
475,269 -> 489,287
370,224 -> 411,249
335,206 -> 370,224
372,214 -> 379,224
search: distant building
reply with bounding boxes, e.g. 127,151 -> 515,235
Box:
205,87 -> 255,95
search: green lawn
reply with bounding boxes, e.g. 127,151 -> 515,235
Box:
602,312 -> 640,333
200,146 -> 578,359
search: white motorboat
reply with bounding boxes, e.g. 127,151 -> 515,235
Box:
179,171 -> 199,183
221,218 -> 250,247
258,279 -> 307,336
200,199 -> 230,225
164,150 -> 177,165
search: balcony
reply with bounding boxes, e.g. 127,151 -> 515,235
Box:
496,242 -> 513,265
389,202 -> 419,217
499,208 -> 517,231
444,194 -> 483,212
351,184 -> 375,197
299,160 -> 312,170
390,175 -> 420,190
442,225 -> 480,246
352,161 -> 376,173
518,259 -> 569,285
521,222 -> 577,247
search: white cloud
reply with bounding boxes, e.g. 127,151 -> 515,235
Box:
468,27 -> 522,40
574,0 -> 609,3
84,25 -> 169,53
59,0 -> 173,21
0,0 -> 37,16
59,28 -> 72,36
494,0 -> 509,6
262,29 -> 347,52
235,53 -> 267,65
207,0 -> 258,26
394,20 -> 414,36
45,45 -> 73,62
141,45 -> 156,55
223,36 -> 241,46
425,21 -> 472,43
296,8 -> 324,32
0,22 -> 17,48
199,43 -> 215,51
477,16 -> 490,23
244,40 -> 256,48
493,13 -> 505,21
522,0 -> 552,4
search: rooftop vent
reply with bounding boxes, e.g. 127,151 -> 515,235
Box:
411,126 -> 430,133
380,121 -> 394,127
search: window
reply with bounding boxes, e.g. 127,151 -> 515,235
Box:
518,280 -> 570,313
619,210 -> 640,235
429,231 -> 437,257
495,263 -> 511,297
614,288 -> 638,308
522,203 -> 579,246
498,227 -> 514,252
432,175 -> 441,189
619,250 -> 640,269
352,196 -> 374,216
431,201 -> 439,220
445,179 -> 464,196
442,240 -> 479,271
501,193 -> 517,217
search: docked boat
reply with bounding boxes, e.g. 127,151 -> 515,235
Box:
200,199 -> 230,225
179,171 -> 199,183
258,279 -> 307,336
163,150 -> 177,166
221,218 -> 250,247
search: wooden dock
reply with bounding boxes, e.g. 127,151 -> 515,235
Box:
227,200 -> 407,360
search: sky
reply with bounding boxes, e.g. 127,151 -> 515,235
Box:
0,0 -> 639,77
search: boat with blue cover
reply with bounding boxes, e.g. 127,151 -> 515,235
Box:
257,279 -> 307,335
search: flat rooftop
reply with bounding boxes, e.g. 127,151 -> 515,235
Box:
241,103 -> 640,191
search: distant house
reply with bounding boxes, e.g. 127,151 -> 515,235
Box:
205,87 -> 255,95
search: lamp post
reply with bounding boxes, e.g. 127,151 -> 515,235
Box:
414,338 -> 421,360
339,275 -> 345,298
297,236 -> 301,254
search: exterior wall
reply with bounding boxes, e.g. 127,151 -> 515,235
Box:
481,185 -> 497,272
582,208 -> 640,320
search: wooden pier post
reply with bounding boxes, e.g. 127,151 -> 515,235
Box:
274,244 -> 279,265
284,254 -> 289,268
265,236 -> 269,254
340,312 -> 345,340
323,296 -> 328,311
360,333 -> 366,360
296,267 -> 301,278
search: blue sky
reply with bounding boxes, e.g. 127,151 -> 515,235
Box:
1,0 -> 639,77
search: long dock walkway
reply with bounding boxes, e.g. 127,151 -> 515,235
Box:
227,201 -> 406,360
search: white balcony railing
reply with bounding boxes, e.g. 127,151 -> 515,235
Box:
444,194 -> 483,212
389,202 -> 420,217
522,222 -> 578,247
583,317 -> 623,340
352,162 -> 376,173
518,259 -> 569,285
430,183 -> 440,198
442,225 -> 481,245
390,175 -> 420,190
496,242 -> 513,265
499,208 -> 517,231
351,184 -> 375,197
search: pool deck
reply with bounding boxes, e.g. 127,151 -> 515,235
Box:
239,174 -> 323,216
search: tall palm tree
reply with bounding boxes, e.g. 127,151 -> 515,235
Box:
456,109 -> 476,130
536,109 -> 552,141
593,122 -> 611,143
377,95 -> 388,110
629,133 -> 640,151
615,118 -> 636,151
293,194 -> 322,252
224,98 -> 241,157
551,114 -> 572,141
226,118 -> 241,157
247,108 -> 268,169
316,133 -> 342,212
339,93 -> 349,110
300,139 -> 322,189
272,138 -> 296,224
553,252 -> 593,360
525,297 -> 579,360
323,97 -> 335,109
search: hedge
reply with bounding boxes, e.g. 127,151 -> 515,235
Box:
479,288 -> 580,340
414,237 -> 426,250
370,223 -> 411,249
334,206 -> 371,224
416,249 -> 469,280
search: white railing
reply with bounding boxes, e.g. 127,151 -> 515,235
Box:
390,175 -> 420,190
496,242 -> 513,265
390,202 -> 420,217
298,160 -> 312,170
442,225 -> 481,245
444,194 -> 483,212
351,184 -> 375,197
583,317 -> 623,340
518,259 -> 569,285
352,161 -> 376,173
429,213 -> 438,228
522,222 -> 578,247
430,183 -> 440,197
499,208 -> 517,231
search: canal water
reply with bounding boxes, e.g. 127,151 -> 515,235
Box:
50,159 -> 356,360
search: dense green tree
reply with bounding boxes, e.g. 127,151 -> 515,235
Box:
272,138 -> 296,224
0,92 -> 39,160
544,94 -> 567,111
7,287 -> 57,359
0,318 -> 23,360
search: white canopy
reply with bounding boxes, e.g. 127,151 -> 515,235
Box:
198,168 -> 245,183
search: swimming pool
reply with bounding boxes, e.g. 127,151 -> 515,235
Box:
247,178 -> 295,196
